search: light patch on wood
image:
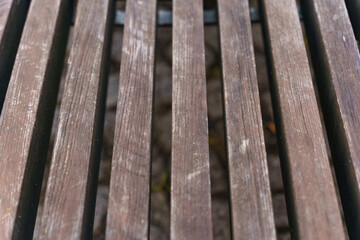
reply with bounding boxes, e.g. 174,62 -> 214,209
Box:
240,139 -> 250,154
187,169 -> 202,181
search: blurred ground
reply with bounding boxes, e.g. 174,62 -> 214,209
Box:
34,0 -> 291,239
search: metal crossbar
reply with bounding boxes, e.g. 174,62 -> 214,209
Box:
72,7 -> 303,26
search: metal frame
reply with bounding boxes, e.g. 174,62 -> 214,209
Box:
72,7 -> 302,26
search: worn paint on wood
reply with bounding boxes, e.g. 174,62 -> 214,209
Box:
217,0 -> 276,239
0,0 -> 29,111
302,0 -> 360,238
37,0 -> 113,239
0,0 -> 70,239
171,0 -> 213,239
261,0 -> 346,239
106,0 -> 157,239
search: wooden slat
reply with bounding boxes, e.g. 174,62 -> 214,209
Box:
171,0 -> 213,239
0,0 -> 70,239
302,0 -> 360,238
345,0 -> 360,40
261,0 -> 346,239
0,0 -> 29,111
37,0 -> 113,239
217,0 -> 276,239
106,0 -> 157,239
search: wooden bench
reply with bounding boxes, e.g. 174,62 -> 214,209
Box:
0,0 -> 359,239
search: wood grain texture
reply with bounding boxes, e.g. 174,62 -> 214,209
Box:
345,0 -> 360,40
217,0 -> 276,239
106,0 -> 157,239
302,0 -> 360,238
261,0 -> 346,239
0,0 -> 70,239
0,0 -> 29,112
171,0 -> 213,239
38,0 -> 113,239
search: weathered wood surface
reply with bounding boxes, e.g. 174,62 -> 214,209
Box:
303,0 -> 360,238
37,0 -> 112,239
0,0 -> 29,111
217,0 -> 276,239
345,0 -> 360,40
0,0 -> 70,239
171,0 -> 213,239
106,0 -> 157,239
261,0 -> 346,239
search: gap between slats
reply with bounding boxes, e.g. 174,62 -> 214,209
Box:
0,0 -> 71,238
344,0 -> 360,40
35,0 -> 113,238
33,2 -> 122,239
251,20 -> 291,239
260,0 -> 347,238
302,0 -> 360,238
298,10 -> 349,238
0,0 -> 30,112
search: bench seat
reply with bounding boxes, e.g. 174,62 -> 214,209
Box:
0,0 -> 359,239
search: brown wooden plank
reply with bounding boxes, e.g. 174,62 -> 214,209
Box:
0,0 -> 70,239
37,0 -> 113,239
345,0 -> 360,40
260,0 -> 346,239
302,0 -> 360,238
106,0 -> 157,238
0,0 -> 29,111
217,0 -> 276,239
171,0 -> 213,239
